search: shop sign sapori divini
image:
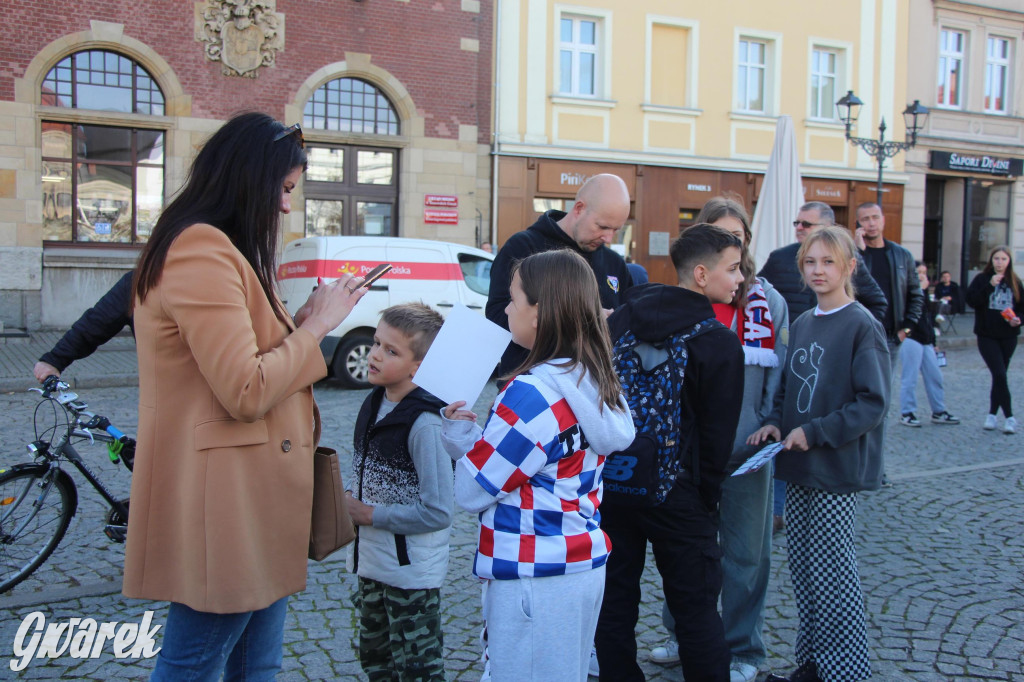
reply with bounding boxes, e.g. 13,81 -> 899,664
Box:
536,161 -> 637,199
929,151 -> 1024,177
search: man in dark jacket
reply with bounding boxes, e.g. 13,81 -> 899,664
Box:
758,201 -> 887,322
486,173 -> 633,376
854,201 -> 925,371
34,271 -> 134,381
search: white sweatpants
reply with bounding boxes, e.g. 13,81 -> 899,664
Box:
481,566 -> 605,682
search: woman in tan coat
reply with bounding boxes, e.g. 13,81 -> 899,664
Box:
126,112 -> 366,680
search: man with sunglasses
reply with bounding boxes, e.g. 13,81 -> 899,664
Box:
758,201 -> 887,323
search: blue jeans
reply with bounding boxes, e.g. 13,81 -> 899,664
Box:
661,466 -> 773,667
899,339 -> 946,415
150,596 -> 288,682
772,477 -> 786,518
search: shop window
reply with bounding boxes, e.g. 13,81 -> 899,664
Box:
937,29 -> 965,108
302,78 -> 400,236
40,50 -> 165,244
736,38 -> 772,113
559,15 -> 601,97
984,37 -> 1010,114
964,180 -> 1011,281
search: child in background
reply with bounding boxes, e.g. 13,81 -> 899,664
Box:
898,263 -> 959,427
749,226 -> 890,682
346,303 -> 451,682
965,246 -> 1023,434
442,249 -> 635,682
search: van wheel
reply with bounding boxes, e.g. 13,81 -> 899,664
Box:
333,335 -> 373,388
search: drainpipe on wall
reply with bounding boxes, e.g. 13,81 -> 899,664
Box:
490,0 -> 501,248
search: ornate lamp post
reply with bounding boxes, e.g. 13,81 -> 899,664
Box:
836,90 -> 930,205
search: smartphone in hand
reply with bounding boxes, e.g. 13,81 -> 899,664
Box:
360,263 -> 393,288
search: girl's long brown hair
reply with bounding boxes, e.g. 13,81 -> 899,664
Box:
695,196 -> 755,305
504,249 -> 624,412
984,246 -> 1021,302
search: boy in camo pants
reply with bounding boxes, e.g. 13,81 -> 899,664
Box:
345,304 -> 452,681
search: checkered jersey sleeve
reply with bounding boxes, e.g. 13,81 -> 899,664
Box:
457,378 -> 554,504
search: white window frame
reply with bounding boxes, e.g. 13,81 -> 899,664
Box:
937,28 -> 966,109
984,36 -> 1011,115
557,13 -> 602,98
736,38 -> 767,113
810,48 -> 838,120
734,30 -> 781,116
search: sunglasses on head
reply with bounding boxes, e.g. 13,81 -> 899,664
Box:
793,220 -> 820,229
273,123 -> 304,148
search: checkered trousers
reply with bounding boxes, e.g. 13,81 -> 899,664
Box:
786,483 -> 871,682
460,375 -> 610,580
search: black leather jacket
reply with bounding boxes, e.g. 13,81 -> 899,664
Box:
758,243 -> 888,322
859,240 -> 924,337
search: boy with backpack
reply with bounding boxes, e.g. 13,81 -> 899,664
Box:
595,224 -> 746,682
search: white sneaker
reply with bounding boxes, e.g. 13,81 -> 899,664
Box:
1004,416 -> 1017,434
588,647 -> 600,677
984,414 -> 998,430
648,639 -> 680,665
730,661 -> 759,682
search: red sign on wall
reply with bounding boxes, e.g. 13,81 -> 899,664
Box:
424,208 -> 459,224
424,194 -> 458,208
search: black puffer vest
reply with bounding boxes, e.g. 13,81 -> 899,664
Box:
352,387 -> 446,569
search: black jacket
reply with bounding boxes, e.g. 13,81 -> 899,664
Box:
607,284 -> 744,511
486,210 -> 633,375
965,273 -> 1024,339
758,242 -> 888,322
858,240 -> 924,336
908,301 -> 936,346
39,271 -> 134,371
933,281 -> 964,314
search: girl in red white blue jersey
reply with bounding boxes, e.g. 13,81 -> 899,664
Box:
442,249 -> 635,682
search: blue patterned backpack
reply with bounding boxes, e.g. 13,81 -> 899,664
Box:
603,318 -> 720,506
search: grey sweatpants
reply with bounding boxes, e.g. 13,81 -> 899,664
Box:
481,566 -> 605,682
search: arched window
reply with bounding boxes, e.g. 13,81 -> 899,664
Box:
41,50 -> 165,244
303,77 -> 398,135
301,78 -> 400,237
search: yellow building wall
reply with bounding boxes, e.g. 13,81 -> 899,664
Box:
501,0 -> 911,176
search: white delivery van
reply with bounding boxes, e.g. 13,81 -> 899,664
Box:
277,236 -> 494,388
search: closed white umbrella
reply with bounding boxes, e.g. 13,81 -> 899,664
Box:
750,115 -> 803,270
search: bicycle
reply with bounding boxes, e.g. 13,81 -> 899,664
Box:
0,375 -> 134,593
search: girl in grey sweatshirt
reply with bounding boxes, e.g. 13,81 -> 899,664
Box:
749,226 -> 889,682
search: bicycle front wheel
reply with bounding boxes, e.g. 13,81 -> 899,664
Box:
0,467 -> 76,593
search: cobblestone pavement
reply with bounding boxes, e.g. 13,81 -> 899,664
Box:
0,347 -> 1021,680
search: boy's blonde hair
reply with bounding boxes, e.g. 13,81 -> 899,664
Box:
379,303 -> 444,361
796,225 -> 858,299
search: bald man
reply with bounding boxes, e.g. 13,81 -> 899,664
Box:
487,173 -> 633,375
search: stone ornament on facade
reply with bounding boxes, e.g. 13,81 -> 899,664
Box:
194,0 -> 285,78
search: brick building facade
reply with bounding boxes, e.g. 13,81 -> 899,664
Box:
0,0 -> 492,329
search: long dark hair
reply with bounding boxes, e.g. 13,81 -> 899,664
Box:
695,196 -> 754,305
983,246 -> 1021,302
134,112 -> 307,321
506,250 -> 624,412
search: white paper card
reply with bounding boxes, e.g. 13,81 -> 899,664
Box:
731,441 -> 785,477
413,303 -> 512,408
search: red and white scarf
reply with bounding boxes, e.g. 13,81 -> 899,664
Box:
713,279 -> 777,368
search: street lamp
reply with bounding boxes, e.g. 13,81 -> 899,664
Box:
836,90 -> 929,205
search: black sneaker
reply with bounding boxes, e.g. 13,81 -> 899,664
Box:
899,413 -> 921,427
931,411 -> 960,425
